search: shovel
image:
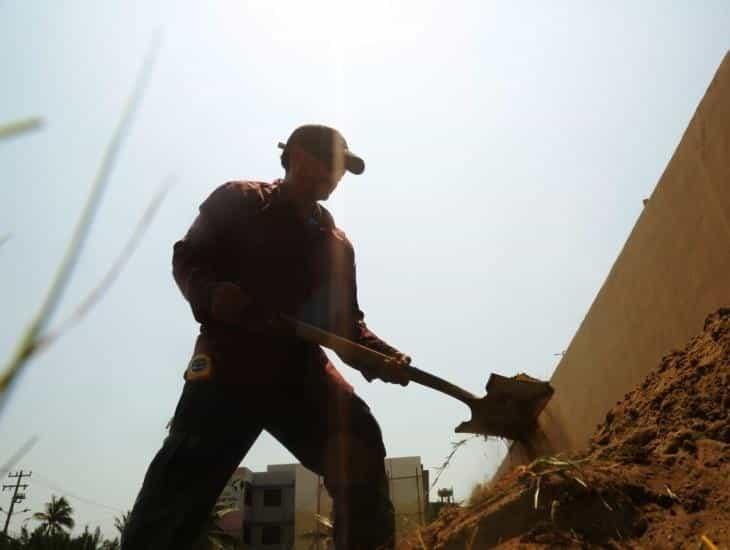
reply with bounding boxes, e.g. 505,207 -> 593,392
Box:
282,315 -> 554,440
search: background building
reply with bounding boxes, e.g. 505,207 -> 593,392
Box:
216,457 -> 429,549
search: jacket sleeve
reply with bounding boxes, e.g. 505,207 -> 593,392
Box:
344,249 -> 402,358
172,183 -> 245,323
172,213 -> 221,324
296,234 -> 402,357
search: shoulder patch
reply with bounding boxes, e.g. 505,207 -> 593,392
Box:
185,354 -> 213,382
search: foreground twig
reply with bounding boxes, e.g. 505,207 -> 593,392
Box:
0,117 -> 43,140
430,436 -> 479,490
518,455 -> 593,513
465,524 -> 479,550
0,35 -> 161,416
0,435 -> 39,476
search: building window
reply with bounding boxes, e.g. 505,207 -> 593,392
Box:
244,483 -> 252,507
242,525 -> 251,544
262,525 -> 281,545
263,488 -> 282,507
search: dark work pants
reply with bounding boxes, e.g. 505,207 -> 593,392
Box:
121,360 -> 395,550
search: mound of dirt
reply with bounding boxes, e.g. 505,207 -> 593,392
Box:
402,309 -> 730,549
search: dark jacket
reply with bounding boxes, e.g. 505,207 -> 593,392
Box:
172,180 -> 399,384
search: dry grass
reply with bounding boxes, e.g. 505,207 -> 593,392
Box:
467,480 -> 493,506
430,436 -> 481,491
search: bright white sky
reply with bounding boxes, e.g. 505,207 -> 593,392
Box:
1,0 -> 728,540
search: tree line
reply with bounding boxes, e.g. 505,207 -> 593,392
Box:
0,495 -> 126,550
1,495 -> 240,550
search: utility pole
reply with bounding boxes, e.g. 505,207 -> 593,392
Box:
2,470 -> 32,537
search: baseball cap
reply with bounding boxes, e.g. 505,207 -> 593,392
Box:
278,124 -> 365,175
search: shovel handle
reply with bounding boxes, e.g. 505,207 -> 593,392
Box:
282,315 -> 478,406
405,365 -> 478,406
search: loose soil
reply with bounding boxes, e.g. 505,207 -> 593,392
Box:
401,309 -> 730,549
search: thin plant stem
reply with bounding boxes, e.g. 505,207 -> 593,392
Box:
0,35 -> 161,416
430,436 -> 478,490
35,177 -> 174,352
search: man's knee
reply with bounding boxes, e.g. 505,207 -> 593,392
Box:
322,431 -> 387,487
121,431 -> 235,550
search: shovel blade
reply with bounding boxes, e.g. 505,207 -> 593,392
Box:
455,373 -> 554,439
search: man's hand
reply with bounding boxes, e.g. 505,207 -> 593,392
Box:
361,352 -> 411,386
210,282 -> 251,324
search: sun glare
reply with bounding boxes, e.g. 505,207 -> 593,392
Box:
221,0 -> 433,59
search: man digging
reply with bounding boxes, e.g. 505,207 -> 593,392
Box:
122,124 -> 412,550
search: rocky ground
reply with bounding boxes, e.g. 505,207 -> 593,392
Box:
400,309 -> 730,549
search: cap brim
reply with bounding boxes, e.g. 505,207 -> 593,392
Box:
279,140 -> 365,175
345,152 -> 365,175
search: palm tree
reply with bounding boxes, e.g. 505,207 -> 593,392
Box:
32,495 -> 75,536
113,511 -> 130,538
76,525 -> 104,549
191,504 -> 241,550
300,514 -> 334,550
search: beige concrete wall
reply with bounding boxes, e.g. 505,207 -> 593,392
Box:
385,457 -> 427,532
500,51 -> 730,472
292,464 -> 332,550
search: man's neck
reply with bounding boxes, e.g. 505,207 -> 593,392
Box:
279,178 -> 318,220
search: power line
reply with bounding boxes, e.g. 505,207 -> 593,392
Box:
31,473 -> 124,514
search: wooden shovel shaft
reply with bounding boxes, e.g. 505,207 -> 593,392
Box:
406,365 -> 479,406
282,315 -> 479,406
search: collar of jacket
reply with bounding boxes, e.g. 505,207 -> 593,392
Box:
264,179 -> 336,231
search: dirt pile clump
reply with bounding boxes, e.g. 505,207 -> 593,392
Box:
402,309 -> 730,549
